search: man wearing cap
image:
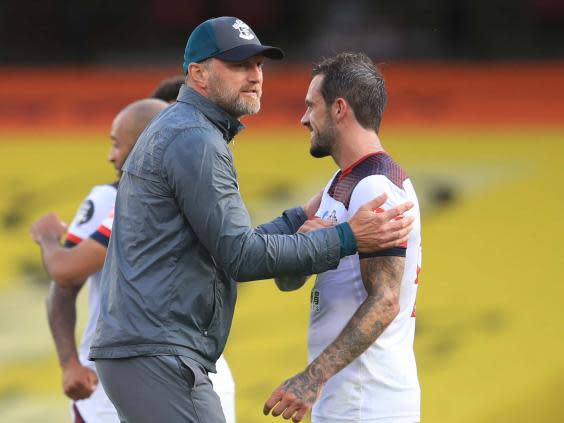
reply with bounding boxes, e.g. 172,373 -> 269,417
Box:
90,17 -> 413,423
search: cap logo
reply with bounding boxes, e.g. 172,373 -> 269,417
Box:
232,19 -> 254,40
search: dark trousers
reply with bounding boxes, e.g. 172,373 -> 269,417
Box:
96,355 -> 226,423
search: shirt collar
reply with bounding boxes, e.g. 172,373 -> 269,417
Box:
176,85 -> 245,143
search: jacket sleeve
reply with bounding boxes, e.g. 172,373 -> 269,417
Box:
255,207 -> 308,235
163,128 -> 341,282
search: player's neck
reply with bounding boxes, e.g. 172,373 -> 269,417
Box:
333,126 -> 383,171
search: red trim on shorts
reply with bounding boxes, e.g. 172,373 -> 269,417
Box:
73,404 -> 86,423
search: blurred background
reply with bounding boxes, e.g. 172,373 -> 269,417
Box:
1,0 -> 563,422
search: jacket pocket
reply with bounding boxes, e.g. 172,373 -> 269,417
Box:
175,356 -> 196,390
202,276 -> 218,335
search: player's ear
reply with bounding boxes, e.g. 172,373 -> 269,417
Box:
333,97 -> 348,122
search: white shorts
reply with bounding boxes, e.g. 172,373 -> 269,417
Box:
209,354 -> 236,423
72,375 -> 120,423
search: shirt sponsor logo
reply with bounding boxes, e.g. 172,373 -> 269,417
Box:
310,288 -> 320,313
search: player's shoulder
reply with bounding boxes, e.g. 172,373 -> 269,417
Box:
89,182 -> 118,195
322,169 -> 341,195
87,182 -> 117,199
87,184 -> 117,205
352,152 -> 408,190
77,183 -> 116,220
349,154 -> 414,209
328,152 -> 408,208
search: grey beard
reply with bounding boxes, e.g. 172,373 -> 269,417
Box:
208,86 -> 260,118
223,95 -> 261,118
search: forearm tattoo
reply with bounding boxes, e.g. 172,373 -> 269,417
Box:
282,362 -> 325,406
308,256 -> 405,382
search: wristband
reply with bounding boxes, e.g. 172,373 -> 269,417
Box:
335,222 -> 357,257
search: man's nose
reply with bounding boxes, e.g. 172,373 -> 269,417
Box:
301,112 -> 309,127
248,64 -> 262,83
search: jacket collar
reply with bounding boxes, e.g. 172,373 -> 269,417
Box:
177,85 -> 244,142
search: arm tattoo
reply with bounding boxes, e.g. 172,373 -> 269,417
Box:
306,256 -> 405,383
46,282 -> 83,367
281,361 -> 325,405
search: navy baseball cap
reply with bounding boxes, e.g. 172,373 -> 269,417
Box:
182,17 -> 284,74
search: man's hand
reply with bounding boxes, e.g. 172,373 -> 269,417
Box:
348,194 -> 414,253
62,360 -> 98,401
263,365 -> 325,423
30,213 -> 67,244
297,217 -> 334,233
302,191 -> 323,219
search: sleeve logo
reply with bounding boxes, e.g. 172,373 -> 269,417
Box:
77,199 -> 95,225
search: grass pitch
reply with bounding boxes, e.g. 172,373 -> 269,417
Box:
0,126 -> 563,422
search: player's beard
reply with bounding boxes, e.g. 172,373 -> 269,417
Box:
309,113 -> 337,158
208,73 -> 261,118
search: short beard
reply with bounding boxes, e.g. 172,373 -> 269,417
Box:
207,73 -> 261,118
310,114 -> 337,158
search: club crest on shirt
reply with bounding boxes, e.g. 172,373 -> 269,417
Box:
310,288 -> 320,313
232,19 -> 254,40
321,210 -> 338,225
77,199 -> 94,225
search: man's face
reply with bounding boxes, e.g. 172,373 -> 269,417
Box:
206,55 -> 264,118
301,75 -> 337,158
108,116 -> 135,177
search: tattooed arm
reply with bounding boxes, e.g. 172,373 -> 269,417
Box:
46,282 -> 98,400
264,255 -> 405,422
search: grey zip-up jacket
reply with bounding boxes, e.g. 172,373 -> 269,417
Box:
89,86 -> 342,371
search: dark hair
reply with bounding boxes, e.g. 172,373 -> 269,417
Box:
312,53 -> 387,132
150,76 -> 185,102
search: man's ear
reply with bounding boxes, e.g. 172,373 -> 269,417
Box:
333,98 -> 348,122
188,62 -> 209,90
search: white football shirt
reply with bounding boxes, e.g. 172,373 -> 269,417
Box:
65,183 -> 119,422
65,184 -> 117,368
309,152 -> 421,423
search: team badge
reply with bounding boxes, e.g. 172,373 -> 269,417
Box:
77,199 -> 94,225
232,19 -> 254,40
321,210 -> 338,225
